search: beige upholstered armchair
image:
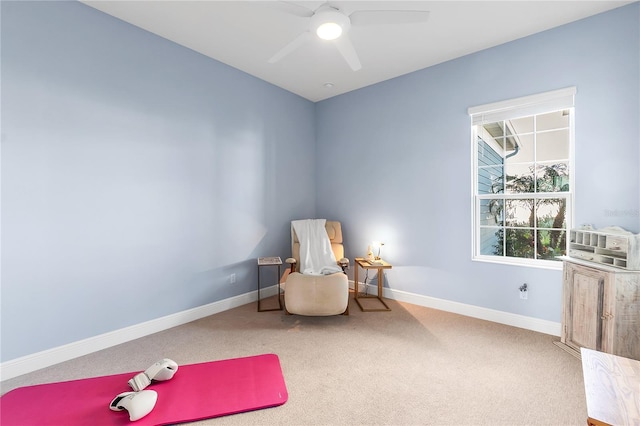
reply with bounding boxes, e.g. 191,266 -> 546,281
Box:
281,220 -> 349,316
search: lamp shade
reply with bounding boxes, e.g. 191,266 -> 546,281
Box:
372,241 -> 384,259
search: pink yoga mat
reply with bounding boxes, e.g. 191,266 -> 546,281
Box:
1,353 -> 288,425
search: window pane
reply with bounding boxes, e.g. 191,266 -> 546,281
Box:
480,199 -> 504,225
493,135 -> 521,156
509,116 -> 534,134
505,228 -> 535,258
480,227 -> 503,256
537,129 -> 569,161
506,164 -> 535,194
495,136 -> 507,153
478,166 -> 503,194
481,121 -> 505,138
536,198 -> 567,229
505,199 -> 534,227
537,229 -> 567,259
536,110 -> 569,131
505,133 -> 534,164
478,137 -> 503,166
536,163 -> 569,192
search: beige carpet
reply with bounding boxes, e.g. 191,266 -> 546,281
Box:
1,296 -> 586,425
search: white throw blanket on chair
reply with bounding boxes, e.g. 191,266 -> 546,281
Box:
292,219 -> 342,276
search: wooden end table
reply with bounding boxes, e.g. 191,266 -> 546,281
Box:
354,257 -> 392,311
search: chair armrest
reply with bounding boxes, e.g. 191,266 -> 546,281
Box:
285,257 -> 297,273
338,258 -> 349,273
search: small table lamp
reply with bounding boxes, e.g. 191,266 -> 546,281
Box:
372,241 -> 384,260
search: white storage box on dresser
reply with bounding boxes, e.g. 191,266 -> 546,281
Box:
568,226 -> 640,270
560,227 -> 640,360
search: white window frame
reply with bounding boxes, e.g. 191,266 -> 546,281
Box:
469,87 -> 576,270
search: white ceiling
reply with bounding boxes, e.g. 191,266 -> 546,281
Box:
82,1 -> 632,102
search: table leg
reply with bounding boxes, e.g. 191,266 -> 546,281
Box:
354,262 -> 359,300
258,263 -> 283,312
354,263 -> 390,312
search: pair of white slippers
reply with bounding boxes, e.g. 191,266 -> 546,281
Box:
109,359 -> 178,421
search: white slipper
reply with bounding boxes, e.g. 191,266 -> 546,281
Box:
128,359 -> 178,391
109,390 -> 157,421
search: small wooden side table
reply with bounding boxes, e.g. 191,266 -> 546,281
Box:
581,348 -> 640,426
354,257 -> 392,312
257,257 -> 283,312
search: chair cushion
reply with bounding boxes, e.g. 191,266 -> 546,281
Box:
284,272 -> 348,316
325,221 -> 342,244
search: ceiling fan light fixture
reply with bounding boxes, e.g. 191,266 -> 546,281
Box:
316,22 -> 342,40
310,6 -> 350,41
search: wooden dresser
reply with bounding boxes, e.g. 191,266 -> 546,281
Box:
561,258 -> 640,360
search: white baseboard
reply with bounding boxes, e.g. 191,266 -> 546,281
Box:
352,281 -> 561,337
0,288 -> 272,381
1,283 -> 558,381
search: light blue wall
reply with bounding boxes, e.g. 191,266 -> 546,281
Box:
316,3 -> 640,322
2,1 -> 638,365
1,1 -> 316,362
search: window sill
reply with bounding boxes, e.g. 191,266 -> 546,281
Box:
472,255 -> 564,271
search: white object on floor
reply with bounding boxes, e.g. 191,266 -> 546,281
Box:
128,358 -> 179,391
109,390 -> 158,421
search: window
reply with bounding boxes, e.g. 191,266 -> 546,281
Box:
469,88 -> 575,269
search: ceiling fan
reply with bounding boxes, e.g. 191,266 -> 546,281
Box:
267,2 -> 430,71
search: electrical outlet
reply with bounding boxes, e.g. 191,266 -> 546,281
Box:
229,273 -> 236,284
519,283 -> 528,299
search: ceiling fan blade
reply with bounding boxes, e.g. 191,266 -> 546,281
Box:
272,1 -> 315,18
268,31 -> 312,64
350,10 -> 430,26
334,34 -> 361,71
